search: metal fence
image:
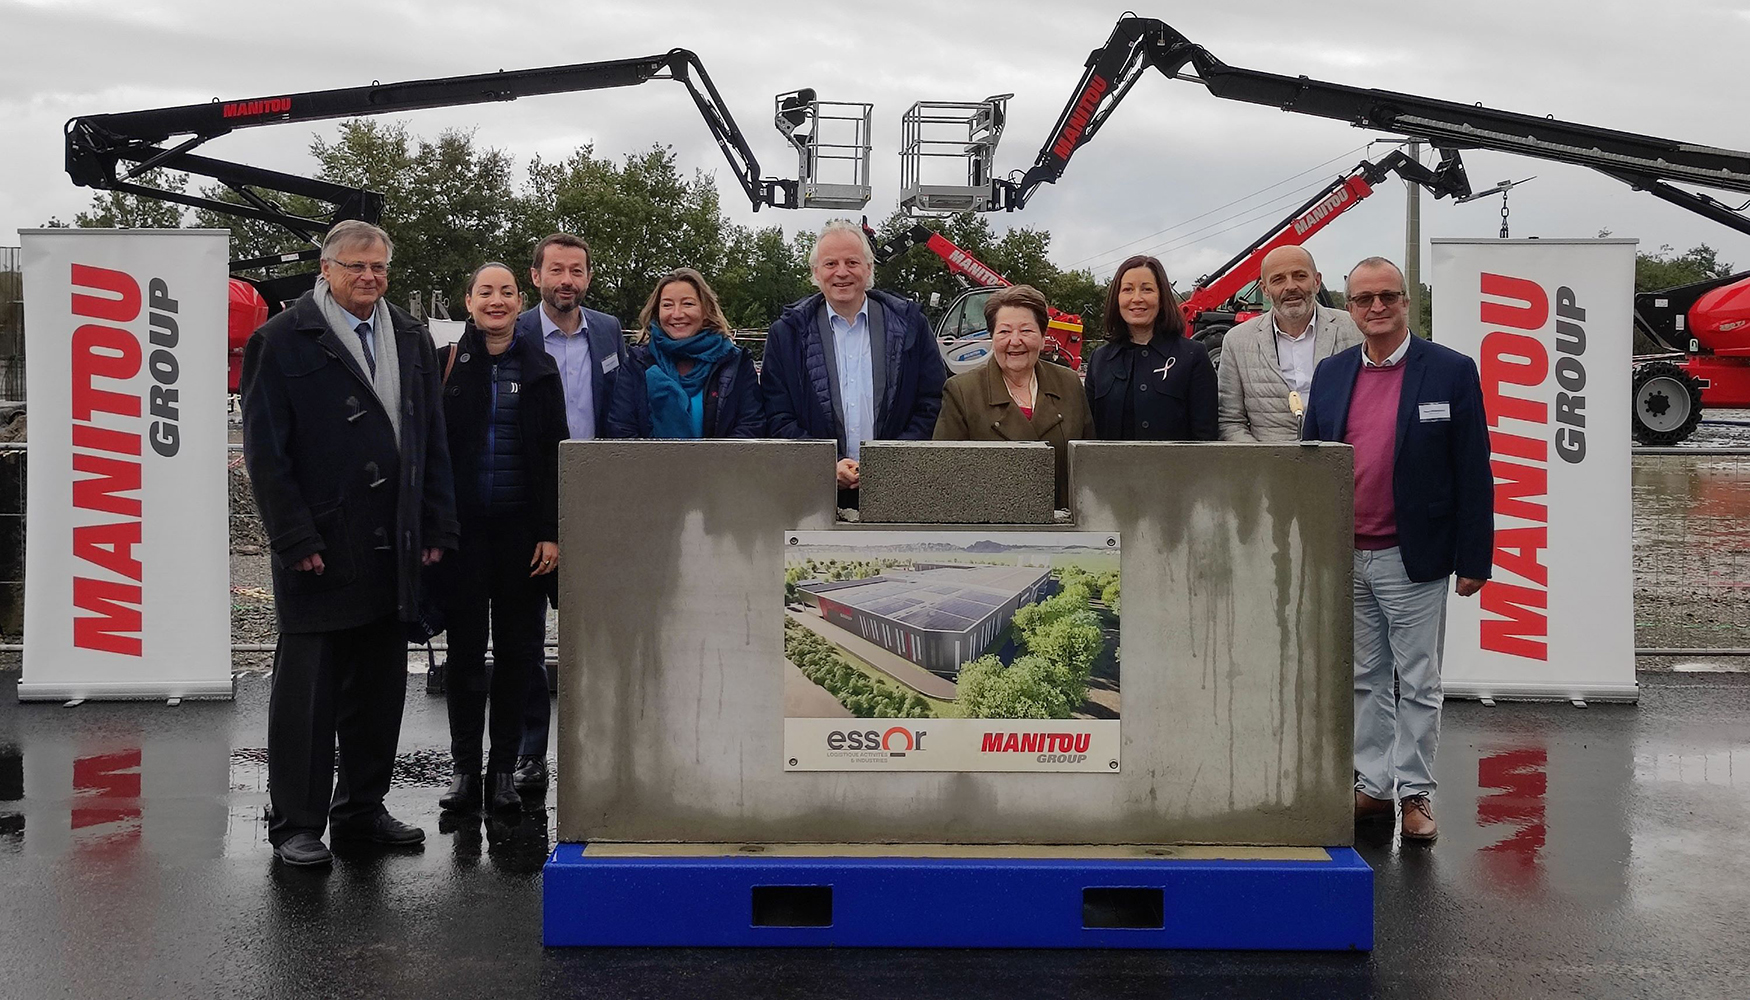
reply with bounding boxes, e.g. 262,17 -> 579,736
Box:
0,248 -> 23,402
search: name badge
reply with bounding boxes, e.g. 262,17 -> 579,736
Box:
1419,402 -> 1451,422
601,354 -> 620,374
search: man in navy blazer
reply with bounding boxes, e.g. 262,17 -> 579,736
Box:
761,220 -> 946,506
509,232 -> 629,794
1302,256 -> 1493,842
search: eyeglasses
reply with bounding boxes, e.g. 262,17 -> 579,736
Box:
1346,290 -> 1405,310
328,260 -> 390,276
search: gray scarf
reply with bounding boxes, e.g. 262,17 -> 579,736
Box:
315,276 -> 402,444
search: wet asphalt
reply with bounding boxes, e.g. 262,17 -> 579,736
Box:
1,668 -> 1746,999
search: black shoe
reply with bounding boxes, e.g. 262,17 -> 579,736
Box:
512,755 -> 548,793
331,812 -> 426,848
487,773 -> 522,813
273,831 -> 333,867
439,773 -> 483,813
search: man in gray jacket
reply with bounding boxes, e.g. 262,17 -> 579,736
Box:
1217,246 -> 1361,441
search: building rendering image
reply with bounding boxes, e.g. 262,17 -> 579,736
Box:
796,564 -> 1053,676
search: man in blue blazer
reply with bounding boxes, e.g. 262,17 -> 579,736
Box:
761,220 -> 946,506
1302,256 -> 1493,843
509,232 -> 630,794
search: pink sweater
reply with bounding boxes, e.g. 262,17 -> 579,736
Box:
1345,364 -> 1405,549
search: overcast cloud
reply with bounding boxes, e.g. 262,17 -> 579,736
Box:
4,0 -> 1748,289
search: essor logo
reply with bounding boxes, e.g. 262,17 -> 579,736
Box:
982,731 -> 1091,764
826,727 -> 927,756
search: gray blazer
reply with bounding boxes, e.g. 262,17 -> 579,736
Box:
1216,304 -> 1361,442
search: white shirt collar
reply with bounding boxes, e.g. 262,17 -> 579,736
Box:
828,297 -> 870,332
539,305 -> 589,338
1363,332 -> 1413,368
1272,308 -> 1315,342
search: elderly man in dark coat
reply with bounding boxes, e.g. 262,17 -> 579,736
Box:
241,220 -> 459,867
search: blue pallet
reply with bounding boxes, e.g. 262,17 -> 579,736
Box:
544,846 -> 1373,950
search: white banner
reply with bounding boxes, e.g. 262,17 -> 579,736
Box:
1431,238 -> 1637,702
19,229 -> 233,700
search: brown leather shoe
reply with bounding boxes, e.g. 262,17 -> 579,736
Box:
1400,794 -> 1437,841
1355,789 -> 1394,824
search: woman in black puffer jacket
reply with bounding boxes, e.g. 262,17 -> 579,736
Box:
433,262 -> 568,815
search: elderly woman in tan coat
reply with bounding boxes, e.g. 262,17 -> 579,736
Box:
934,284 -> 1093,506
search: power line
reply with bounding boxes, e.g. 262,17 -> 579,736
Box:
1065,144 -> 1368,269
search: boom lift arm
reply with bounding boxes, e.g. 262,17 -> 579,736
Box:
1180,148 -> 1471,318
996,15 -> 1750,237
65,48 -> 803,254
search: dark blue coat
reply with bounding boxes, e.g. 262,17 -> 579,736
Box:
514,305 -> 627,437
760,289 -> 946,454
1301,335 -> 1494,583
604,342 -> 765,439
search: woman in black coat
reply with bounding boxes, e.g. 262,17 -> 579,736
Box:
605,267 -> 763,439
433,262 -> 568,814
1084,254 -> 1218,441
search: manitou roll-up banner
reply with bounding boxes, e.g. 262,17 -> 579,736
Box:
1431,238 -> 1637,702
18,230 -> 232,700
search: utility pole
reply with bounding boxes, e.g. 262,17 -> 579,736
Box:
1404,141 -> 1423,334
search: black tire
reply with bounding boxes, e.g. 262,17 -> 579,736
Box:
1194,323 -> 1230,368
1631,360 -> 1704,445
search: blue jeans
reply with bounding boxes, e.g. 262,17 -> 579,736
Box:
1353,546 -> 1449,801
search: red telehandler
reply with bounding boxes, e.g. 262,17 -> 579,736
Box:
64,51 -> 862,391
864,220 -> 1086,373
981,15 -> 1750,443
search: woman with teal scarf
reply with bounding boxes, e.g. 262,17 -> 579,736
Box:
606,267 -> 765,439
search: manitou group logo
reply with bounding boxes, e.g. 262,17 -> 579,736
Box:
981,731 -> 1091,764
825,727 -> 927,757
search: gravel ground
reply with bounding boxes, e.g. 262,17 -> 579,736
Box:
212,407 -> 1750,671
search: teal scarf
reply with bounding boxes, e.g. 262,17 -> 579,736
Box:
645,322 -> 736,438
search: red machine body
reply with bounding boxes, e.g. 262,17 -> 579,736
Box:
227,278 -> 269,394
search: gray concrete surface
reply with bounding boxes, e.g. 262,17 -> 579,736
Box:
857,440 -> 1055,523
558,439 -> 1354,847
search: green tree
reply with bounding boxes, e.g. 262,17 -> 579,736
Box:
956,654 -> 1073,719
716,224 -> 814,331
523,143 -> 727,325
1630,244 -> 1734,352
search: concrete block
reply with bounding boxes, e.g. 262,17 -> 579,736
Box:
557,438 -> 1354,847
858,441 -> 1054,524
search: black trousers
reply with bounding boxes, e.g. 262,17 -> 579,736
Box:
267,614 -> 406,846
446,518 -> 548,775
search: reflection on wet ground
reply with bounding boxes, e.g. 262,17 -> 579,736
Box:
1633,437 -> 1750,650
0,670 -> 1746,999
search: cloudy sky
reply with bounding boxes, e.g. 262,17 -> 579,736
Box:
5,0 -> 1748,289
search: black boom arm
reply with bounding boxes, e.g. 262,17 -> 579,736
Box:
1000,15 -> 1750,237
65,48 -> 796,250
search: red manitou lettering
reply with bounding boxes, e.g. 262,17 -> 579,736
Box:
1073,733 -> 1091,753
72,324 -> 142,423
71,749 -> 143,833
74,520 -> 143,582
1494,526 -> 1548,587
73,576 -> 142,656
1020,733 -> 1042,753
1491,459 -> 1547,523
981,732 -> 1004,752
1001,733 -> 1020,753
1052,75 -> 1109,159
73,423 -> 141,456
70,264 -> 140,324
1477,747 -> 1547,858
72,453 -> 141,517
1481,331 -> 1548,428
1489,429 -> 1545,463
1480,273 -> 1549,332
1479,581 -> 1547,660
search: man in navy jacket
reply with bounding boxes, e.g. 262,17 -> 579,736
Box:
761,220 -> 946,505
1302,256 -> 1493,842
509,232 -> 629,795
